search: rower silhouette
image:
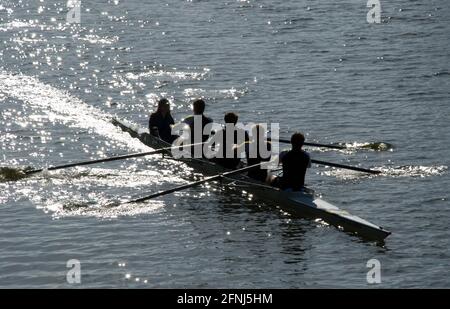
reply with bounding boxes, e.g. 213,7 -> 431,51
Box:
214,112 -> 249,169
149,98 -> 176,143
246,124 -> 272,182
272,132 -> 311,191
182,99 -> 213,158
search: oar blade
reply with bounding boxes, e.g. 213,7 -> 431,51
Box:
0,167 -> 28,182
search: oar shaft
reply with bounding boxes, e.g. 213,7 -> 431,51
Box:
127,162 -> 263,204
311,159 -> 381,175
25,141 -> 206,175
25,150 -> 165,175
276,138 -> 345,150
127,158 -> 379,204
304,142 -> 345,150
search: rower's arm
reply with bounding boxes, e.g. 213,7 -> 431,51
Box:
148,114 -> 160,137
279,150 -> 288,165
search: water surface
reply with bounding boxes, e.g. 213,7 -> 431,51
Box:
0,0 -> 449,288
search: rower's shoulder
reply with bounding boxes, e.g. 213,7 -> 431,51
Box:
203,115 -> 213,123
167,113 -> 175,124
281,149 -> 310,158
279,149 -> 289,161
303,150 -> 311,158
182,115 -> 194,123
149,112 -> 160,122
182,114 -> 213,121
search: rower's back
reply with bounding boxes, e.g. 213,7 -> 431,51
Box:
183,115 -> 213,142
280,132 -> 311,191
149,98 -> 175,143
281,149 -> 310,190
214,112 -> 249,169
246,124 -> 272,182
183,99 -> 213,157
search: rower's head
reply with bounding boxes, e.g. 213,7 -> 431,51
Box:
157,98 -> 170,115
224,112 -> 238,125
291,132 -> 305,150
192,99 -> 206,115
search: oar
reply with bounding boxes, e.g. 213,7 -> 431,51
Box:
119,162 -> 264,205
24,141 -> 207,176
311,159 -> 381,175
271,138 -> 345,150
119,158 -> 379,206
264,153 -> 380,174
275,138 -> 394,151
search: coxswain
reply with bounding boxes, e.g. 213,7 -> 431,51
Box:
148,98 -> 176,143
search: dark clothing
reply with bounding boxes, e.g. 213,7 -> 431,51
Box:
214,128 -> 249,169
149,112 -> 175,143
183,115 -> 213,142
183,115 -> 213,158
214,156 -> 241,170
279,149 -> 311,191
247,141 -> 271,182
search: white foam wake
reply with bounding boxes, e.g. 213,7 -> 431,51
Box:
0,71 -> 151,152
321,165 -> 448,180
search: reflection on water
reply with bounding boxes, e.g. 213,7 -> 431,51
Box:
1,0 -> 449,288
345,141 -> 394,152
0,72 -> 151,153
321,164 -> 448,180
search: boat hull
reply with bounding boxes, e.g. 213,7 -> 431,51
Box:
112,118 -> 391,242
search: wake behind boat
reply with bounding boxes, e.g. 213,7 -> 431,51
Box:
111,118 -> 391,242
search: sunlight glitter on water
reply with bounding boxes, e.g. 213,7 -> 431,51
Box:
183,87 -> 248,101
0,71 -> 151,152
15,164 -> 188,218
1,0 -> 449,289
125,68 -> 209,81
42,199 -> 165,219
78,34 -> 119,45
320,165 -> 448,180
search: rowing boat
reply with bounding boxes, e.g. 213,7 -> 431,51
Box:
112,118 -> 391,242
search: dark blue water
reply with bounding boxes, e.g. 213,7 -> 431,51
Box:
0,0 -> 449,288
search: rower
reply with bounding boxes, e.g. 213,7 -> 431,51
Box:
183,99 -> 213,158
273,132 -> 311,191
149,98 -> 176,143
214,112 -> 249,169
246,124 -> 272,182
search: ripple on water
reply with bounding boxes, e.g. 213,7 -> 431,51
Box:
77,35 -> 119,45
321,165 -> 448,180
41,199 -> 165,219
344,141 -> 395,152
125,68 -> 209,81
26,167 -> 182,216
303,141 -> 394,154
183,87 -> 249,101
0,71 -> 151,152
1,0 -> 450,288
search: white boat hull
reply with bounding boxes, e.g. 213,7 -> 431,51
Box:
112,118 -> 391,242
